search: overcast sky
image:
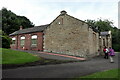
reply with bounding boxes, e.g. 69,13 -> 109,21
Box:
0,0 -> 119,28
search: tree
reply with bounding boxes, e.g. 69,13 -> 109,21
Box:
85,19 -> 120,51
0,30 -> 11,48
1,8 -> 35,48
2,8 -> 34,35
112,28 -> 120,51
85,19 -> 113,32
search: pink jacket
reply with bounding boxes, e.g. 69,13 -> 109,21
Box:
109,49 -> 115,56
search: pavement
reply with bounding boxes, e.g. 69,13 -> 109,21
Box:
2,51 -> 119,78
12,50 -> 86,61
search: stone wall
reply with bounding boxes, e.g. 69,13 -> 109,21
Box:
100,35 -> 112,51
43,13 -> 98,58
87,28 -> 99,57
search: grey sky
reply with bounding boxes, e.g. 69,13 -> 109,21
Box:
0,0 -> 119,28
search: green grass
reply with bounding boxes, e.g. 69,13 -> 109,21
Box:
76,68 -> 119,79
1,48 -> 40,64
1,48 -> 80,66
0,48 -> 2,64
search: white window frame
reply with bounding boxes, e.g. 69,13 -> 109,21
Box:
20,36 -> 25,47
31,35 -> 37,47
12,37 -> 16,45
31,35 -> 37,39
21,36 -> 25,40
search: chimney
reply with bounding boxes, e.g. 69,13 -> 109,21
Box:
60,10 -> 67,15
20,26 -> 23,30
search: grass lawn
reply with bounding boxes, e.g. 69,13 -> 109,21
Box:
74,68 -> 119,79
0,48 -> 2,64
1,48 -> 40,64
1,48 -> 80,67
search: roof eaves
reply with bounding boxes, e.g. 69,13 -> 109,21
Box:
66,14 -> 100,33
9,24 -> 49,36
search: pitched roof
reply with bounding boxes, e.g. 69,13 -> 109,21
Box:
100,31 -> 111,36
10,10 -> 100,36
9,24 -> 49,36
66,14 -> 99,33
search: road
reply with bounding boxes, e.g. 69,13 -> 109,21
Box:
2,53 -> 119,78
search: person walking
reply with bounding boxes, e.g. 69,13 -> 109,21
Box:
108,47 -> 115,63
103,46 -> 109,59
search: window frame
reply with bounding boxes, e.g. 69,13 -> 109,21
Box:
20,36 -> 25,47
31,35 -> 37,47
12,37 -> 16,45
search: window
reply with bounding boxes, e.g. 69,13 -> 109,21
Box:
58,22 -> 61,25
31,35 -> 37,47
12,37 -> 16,45
103,39 -> 105,46
20,36 -> 25,47
106,37 -> 108,47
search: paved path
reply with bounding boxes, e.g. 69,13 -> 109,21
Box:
2,53 -> 119,78
13,50 -> 86,61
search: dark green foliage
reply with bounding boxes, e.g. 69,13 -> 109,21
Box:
0,10 -> 2,30
85,19 -> 120,52
1,8 -> 34,48
85,19 -> 113,32
112,28 -> 120,51
2,8 -> 34,35
0,30 -> 11,48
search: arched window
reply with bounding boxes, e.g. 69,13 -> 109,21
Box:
12,37 -> 16,45
31,35 -> 37,47
20,36 -> 25,47
103,39 -> 105,46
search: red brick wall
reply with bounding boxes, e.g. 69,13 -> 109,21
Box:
10,32 -> 43,51
10,35 -> 18,49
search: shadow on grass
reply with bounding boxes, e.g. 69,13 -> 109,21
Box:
2,57 -> 85,69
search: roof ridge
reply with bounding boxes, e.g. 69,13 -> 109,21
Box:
9,24 -> 49,36
35,24 -> 50,27
66,14 -> 87,24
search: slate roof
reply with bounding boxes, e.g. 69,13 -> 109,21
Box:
100,31 -> 110,36
9,24 -> 49,36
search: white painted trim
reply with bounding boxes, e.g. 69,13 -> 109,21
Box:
32,35 -> 37,39
21,36 -> 25,39
12,37 -> 16,40
108,31 -> 111,34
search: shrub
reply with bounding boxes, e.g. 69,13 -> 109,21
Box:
0,30 -> 11,48
113,44 -> 120,52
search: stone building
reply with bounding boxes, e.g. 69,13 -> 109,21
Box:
99,31 -> 112,52
9,10 -> 112,58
